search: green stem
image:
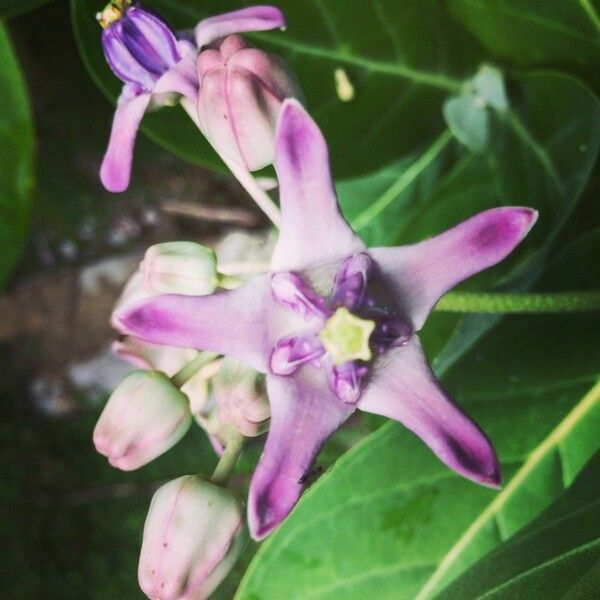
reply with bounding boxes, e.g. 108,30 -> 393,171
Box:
435,290 -> 600,314
211,431 -> 246,486
171,351 -> 219,388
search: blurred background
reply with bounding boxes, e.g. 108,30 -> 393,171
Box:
1,1 -> 599,598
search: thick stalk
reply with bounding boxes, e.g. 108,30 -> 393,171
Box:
171,351 -> 219,388
211,431 -> 246,486
435,290 -> 600,314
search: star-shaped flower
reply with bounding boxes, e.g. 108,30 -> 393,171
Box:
116,99 -> 537,540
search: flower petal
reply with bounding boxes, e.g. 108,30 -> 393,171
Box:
358,338 -> 501,487
115,276 -> 273,372
195,6 -> 286,48
152,41 -> 199,102
271,99 -> 364,271
370,207 -> 538,330
248,371 -> 355,540
100,90 -> 151,193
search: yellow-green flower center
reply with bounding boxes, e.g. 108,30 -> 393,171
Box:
319,307 -> 375,366
96,0 -> 132,29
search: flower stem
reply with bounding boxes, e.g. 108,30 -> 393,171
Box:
180,98 -> 282,227
435,290 -> 600,314
211,431 -> 246,486
171,351 -> 219,388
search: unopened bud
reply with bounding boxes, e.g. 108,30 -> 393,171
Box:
140,242 -> 218,295
93,371 -> 191,470
138,476 -> 245,600
112,336 -> 198,376
197,34 -> 302,171
214,358 -> 270,437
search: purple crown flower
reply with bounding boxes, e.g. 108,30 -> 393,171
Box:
116,99 -> 537,540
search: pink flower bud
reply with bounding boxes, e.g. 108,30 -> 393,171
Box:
93,371 -> 191,470
112,336 -> 198,375
140,242 -> 218,295
197,34 -> 302,171
138,476 -> 245,600
214,358 -> 270,437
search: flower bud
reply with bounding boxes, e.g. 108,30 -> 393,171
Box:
138,476 -> 246,600
197,34 -> 303,171
214,358 -> 270,437
140,242 -> 218,296
94,371 -> 191,470
112,336 -> 198,375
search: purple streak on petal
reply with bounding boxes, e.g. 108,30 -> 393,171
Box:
100,91 -> 151,193
115,276 -> 273,372
371,315 -> 413,354
195,6 -> 286,48
328,361 -> 368,404
270,335 -> 325,376
248,372 -> 355,539
358,338 -> 501,487
153,43 -> 199,102
271,99 -> 364,271
370,207 -> 538,330
331,252 -> 373,311
270,272 -> 330,322
120,7 -> 179,76
103,27 -> 158,90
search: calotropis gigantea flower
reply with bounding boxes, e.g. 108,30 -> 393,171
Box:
138,476 -> 245,600
98,2 -> 286,192
116,100 -> 538,540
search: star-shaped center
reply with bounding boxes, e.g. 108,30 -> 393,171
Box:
319,307 -> 375,365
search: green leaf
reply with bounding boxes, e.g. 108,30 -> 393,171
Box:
443,94 -> 490,153
0,0 -> 53,18
446,0 -> 600,87
0,23 -> 34,287
437,451 -> 600,599
70,0 -> 483,176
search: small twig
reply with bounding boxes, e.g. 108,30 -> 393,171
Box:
161,199 -> 262,227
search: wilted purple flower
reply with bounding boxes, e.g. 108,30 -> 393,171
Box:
98,2 -> 286,192
116,100 -> 537,539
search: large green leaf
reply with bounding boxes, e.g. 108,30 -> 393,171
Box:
70,0 -> 483,176
0,0 -> 53,18
446,0 -> 600,87
437,451 -> 600,599
0,23 -> 34,287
